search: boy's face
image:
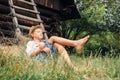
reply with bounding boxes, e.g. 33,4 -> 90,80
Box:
32,28 -> 43,40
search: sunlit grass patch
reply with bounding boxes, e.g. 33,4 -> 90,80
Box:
0,45 -> 120,80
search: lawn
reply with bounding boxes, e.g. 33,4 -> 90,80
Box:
0,45 -> 120,80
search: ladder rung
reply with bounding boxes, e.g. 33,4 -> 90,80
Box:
10,5 -> 39,14
18,25 -> 30,30
17,0 -> 35,6
14,13 -> 42,22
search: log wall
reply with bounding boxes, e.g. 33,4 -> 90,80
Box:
0,0 -> 80,38
34,0 -> 63,10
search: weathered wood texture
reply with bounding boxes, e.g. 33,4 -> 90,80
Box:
0,14 -> 50,29
0,0 -> 80,37
34,0 -> 62,10
0,29 -> 15,37
0,4 -> 10,14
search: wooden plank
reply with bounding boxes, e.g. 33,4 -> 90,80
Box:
31,0 -> 48,40
12,0 -> 34,10
14,13 -> 42,22
37,6 -> 59,17
0,14 -> 12,22
10,6 -> 56,23
18,24 -> 50,30
18,25 -> 30,30
15,8 -> 37,18
18,18 -> 39,26
44,24 -> 51,29
34,0 -> 60,10
0,29 -> 15,36
0,15 -> 42,28
9,0 -> 19,28
0,4 -> 10,14
40,15 -> 54,23
18,0 -> 35,6
0,0 -> 9,6
10,4 -> 39,14
0,21 -> 15,29
0,14 -> 39,26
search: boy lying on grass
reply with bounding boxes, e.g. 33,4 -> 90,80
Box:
26,25 -> 90,71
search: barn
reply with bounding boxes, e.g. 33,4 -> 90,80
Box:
0,0 -> 80,43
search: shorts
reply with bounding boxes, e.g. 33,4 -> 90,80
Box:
35,41 -> 57,62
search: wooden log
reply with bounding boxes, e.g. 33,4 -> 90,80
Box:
14,13 -> 41,22
18,25 -> 30,30
40,15 -> 55,24
14,0 -> 60,17
0,14 -> 51,29
18,0 -> 35,6
0,0 -> 60,22
34,0 -> 60,10
0,14 -> 39,26
15,8 -> 56,23
37,5 -> 59,17
18,18 -> 39,26
53,0 -> 62,10
0,14 -> 12,22
0,21 -> 58,38
0,21 -> 15,30
15,8 -> 37,18
24,0 -> 31,2
0,0 -> 9,6
0,4 -> 10,14
10,5 -> 39,14
0,29 -> 15,37
12,0 -> 34,10
18,21 -> 51,29
44,24 -> 51,29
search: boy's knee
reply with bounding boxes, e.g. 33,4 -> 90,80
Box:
57,46 -> 65,53
48,36 -> 56,43
50,36 -> 56,40
54,43 -> 65,51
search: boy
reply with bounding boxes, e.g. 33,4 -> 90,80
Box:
26,25 -> 90,71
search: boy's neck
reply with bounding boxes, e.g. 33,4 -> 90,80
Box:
33,38 -> 41,42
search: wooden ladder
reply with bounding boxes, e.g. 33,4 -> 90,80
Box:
8,0 -> 48,40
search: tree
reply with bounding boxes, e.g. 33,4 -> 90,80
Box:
60,0 -> 120,56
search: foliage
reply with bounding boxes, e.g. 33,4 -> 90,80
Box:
60,0 -> 120,56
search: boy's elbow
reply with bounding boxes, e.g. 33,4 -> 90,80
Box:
26,51 -> 33,57
30,53 -> 35,57
30,52 -> 37,57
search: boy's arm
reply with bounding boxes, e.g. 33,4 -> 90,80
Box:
42,48 -> 51,54
26,41 -> 43,57
26,41 -> 51,57
30,49 -> 42,57
30,47 -> 51,57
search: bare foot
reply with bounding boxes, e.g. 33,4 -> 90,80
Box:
75,35 -> 90,51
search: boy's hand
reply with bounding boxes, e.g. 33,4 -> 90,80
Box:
42,48 -> 51,54
36,42 -> 45,49
39,42 -> 45,49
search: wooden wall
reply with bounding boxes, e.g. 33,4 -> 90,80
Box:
0,0 -> 80,38
35,0 -> 63,10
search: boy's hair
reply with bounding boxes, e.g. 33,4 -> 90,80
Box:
29,25 -> 42,39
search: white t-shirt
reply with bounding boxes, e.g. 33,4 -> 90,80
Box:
26,41 -> 39,56
26,40 -> 57,62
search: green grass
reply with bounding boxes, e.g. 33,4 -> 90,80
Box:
0,45 -> 120,80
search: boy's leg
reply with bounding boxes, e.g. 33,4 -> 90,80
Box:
54,43 -> 76,69
48,35 -> 90,50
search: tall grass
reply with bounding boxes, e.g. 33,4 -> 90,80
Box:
0,45 -> 120,80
